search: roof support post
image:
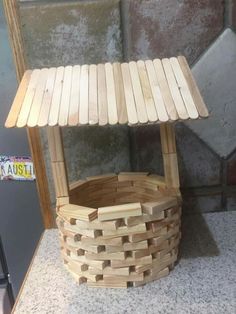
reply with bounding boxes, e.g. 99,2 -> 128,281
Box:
47,127 -> 69,208
160,123 -> 180,190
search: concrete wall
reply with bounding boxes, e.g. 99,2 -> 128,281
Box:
18,0 -> 236,214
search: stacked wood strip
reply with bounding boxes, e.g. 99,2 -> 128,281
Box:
57,173 -> 181,288
5,56 -> 208,128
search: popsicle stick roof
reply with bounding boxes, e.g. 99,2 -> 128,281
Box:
5,56 -> 208,128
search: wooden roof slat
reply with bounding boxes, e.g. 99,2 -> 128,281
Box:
178,56 -> 209,118
88,64 -> 98,125
79,65 -> 89,125
97,64 -> 108,126
170,57 -> 199,119
113,62 -> 128,124
68,65 -> 80,126
105,63 -> 118,125
38,67 -> 57,127
161,58 -> 188,120
27,68 -> 49,127
121,63 -> 138,125
16,69 -> 41,127
137,60 -> 158,122
5,56 -> 209,128
129,61 -> 148,124
145,60 -> 168,122
59,65 -> 73,126
48,66 -> 64,126
5,70 -> 32,128
152,59 -> 178,121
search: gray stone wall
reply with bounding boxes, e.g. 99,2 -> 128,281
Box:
19,0 -> 236,213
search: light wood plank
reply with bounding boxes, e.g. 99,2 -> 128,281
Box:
59,65 -> 73,126
161,58 -> 188,120
79,64 -> 89,125
5,70 -> 32,128
97,64 -> 108,126
137,60 -> 158,122
152,59 -> 178,121
178,56 -> 209,117
145,60 -> 169,122
68,65 -> 80,126
88,64 -> 98,125
16,69 -> 41,127
129,61 -> 148,123
98,203 -> 142,221
27,68 -> 49,127
48,66 -> 64,126
38,67 -> 57,127
121,63 -> 138,124
113,62 -> 128,124
105,62 -> 118,125
170,57 -> 198,119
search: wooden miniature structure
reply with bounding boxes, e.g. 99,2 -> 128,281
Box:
5,56 -> 208,287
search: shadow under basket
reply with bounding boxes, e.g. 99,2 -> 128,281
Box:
57,172 -> 182,288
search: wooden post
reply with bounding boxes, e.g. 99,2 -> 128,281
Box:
3,0 -> 53,228
160,124 -> 180,189
47,127 -> 69,207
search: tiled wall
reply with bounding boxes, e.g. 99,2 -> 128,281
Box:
18,0 -> 236,213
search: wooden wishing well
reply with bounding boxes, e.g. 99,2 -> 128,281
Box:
5,56 -> 208,288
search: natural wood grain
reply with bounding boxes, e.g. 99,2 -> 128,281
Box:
38,67 -> 57,127
162,58 -> 188,120
113,62 -> 128,124
5,70 -> 32,128
97,64 -> 108,126
88,64 -> 98,125
121,63 -> 138,124
105,63 -> 118,125
79,64 -> 89,125
48,66 -> 64,126
27,68 -> 49,127
152,59 -> 178,121
59,65 -> 73,126
170,57 -> 198,119
178,56 -> 209,117
137,60 -> 158,122
68,65 -> 80,126
145,60 -> 169,122
16,69 -> 41,127
129,61 -> 148,123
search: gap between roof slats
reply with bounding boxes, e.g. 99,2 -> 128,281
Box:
97,64 -> 108,126
59,65 -> 73,126
121,63 -> 138,125
38,67 -> 57,127
178,56 -> 209,118
48,66 -> 64,126
129,61 -> 148,124
105,63 -> 118,125
17,69 -> 41,127
152,59 -> 179,121
5,70 -> 32,128
170,57 -> 199,119
145,60 -> 169,122
137,60 -> 158,122
161,58 -> 188,120
68,65 -> 80,126
27,68 -> 49,127
88,64 -> 98,125
113,62 -> 128,124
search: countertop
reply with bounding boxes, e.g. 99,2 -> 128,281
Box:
13,211 -> 236,314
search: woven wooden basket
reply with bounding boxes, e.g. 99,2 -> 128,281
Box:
57,172 -> 181,288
